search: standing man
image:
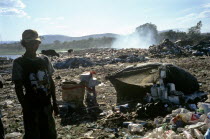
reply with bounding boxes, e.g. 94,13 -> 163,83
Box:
12,29 -> 58,139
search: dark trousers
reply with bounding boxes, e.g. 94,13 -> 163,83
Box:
23,105 -> 57,139
0,118 -> 4,139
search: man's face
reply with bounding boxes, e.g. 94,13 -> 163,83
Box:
25,40 -> 40,54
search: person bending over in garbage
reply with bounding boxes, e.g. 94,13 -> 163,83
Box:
0,75 -> 5,139
12,29 -> 59,139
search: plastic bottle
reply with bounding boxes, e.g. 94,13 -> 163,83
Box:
151,85 -> 158,97
183,130 -> 193,139
204,128 -> 210,139
169,135 -> 183,139
164,130 -> 176,139
154,118 -> 160,127
198,102 -> 210,115
128,123 -> 143,133
194,129 -> 204,139
84,130 -> 93,138
181,112 -> 194,123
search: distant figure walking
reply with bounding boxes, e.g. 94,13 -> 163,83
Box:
12,29 -> 58,139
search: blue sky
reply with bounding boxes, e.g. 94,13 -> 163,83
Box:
0,0 -> 210,41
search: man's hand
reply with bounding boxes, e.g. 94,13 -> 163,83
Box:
14,81 -> 25,108
53,102 -> 59,116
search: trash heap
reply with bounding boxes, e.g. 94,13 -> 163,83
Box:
53,55 -> 147,69
104,55 -> 147,65
0,57 -> 13,65
52,48 -> 148,69
59,71 -> 101,118
53,57 -> 94,69
149,39 -> 210,57
144,65 -> 206,105
175,40 -> 193,47
149,39 -> 185,57
190,40 -> 210,56
107,62 -> 204,105
95,102 -> 210,138
135,65 -> 207,118
119,106 -> 210,139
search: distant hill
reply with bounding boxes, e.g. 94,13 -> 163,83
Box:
0,33 -> 119,44
0,41 -> 19,44
41,33 -> 119,44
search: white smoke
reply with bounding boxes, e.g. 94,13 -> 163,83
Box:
112,29 -> 157,49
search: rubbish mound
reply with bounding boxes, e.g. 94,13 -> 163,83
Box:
142,105 -> 210,139
191,40 -> 210,56
175,40 -> 193,47
109,55 -> 146,64
53,58 -> 94,69
97,103 -> 210,138
148,39 -> 210,57
107,62 -> 200,104
149,39 -> 185,57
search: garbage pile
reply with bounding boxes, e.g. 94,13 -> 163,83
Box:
0,57 -> 13,65
59,71 -> 101,118
190,40 -> 210,56
97,55 -> 147,65
53,57 -> 94,69
149,39 -> 186,57
175,40 -> 193,47
52,48 -> 148,69
90,101 -> 210,138
149,39 -> 210,57
107,63 -> 202,104
136,69 -> 207,119
119,105 -> 210,139
53,55 -> 147,69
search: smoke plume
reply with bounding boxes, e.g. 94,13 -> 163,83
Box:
112,26 -> 158,49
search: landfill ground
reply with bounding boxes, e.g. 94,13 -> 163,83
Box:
1,48 -> 210,138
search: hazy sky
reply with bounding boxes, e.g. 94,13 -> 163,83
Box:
1,0 -> 210,41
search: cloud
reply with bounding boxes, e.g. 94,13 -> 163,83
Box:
180,8 -> 194,14
176,13 -> 196,21
35,17 -> 65,22
54,25 -> 69,29
0,0 -> 28,17
176,9 -> 210,23
0,0 -> 25,8
56,17 -> 65,20
203,3 -> 210,8
0,8 -> 30,17
198,10 -> 210,18
176,2 -> 210,24
35,17 -> 52,22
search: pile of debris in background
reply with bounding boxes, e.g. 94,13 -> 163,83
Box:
149,39 -> 189,58
190,40 -> 210,56
149,39 -> 210,58
49,38 -> 210,69
54,57 -> 94,69
53,48 -> 148,69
